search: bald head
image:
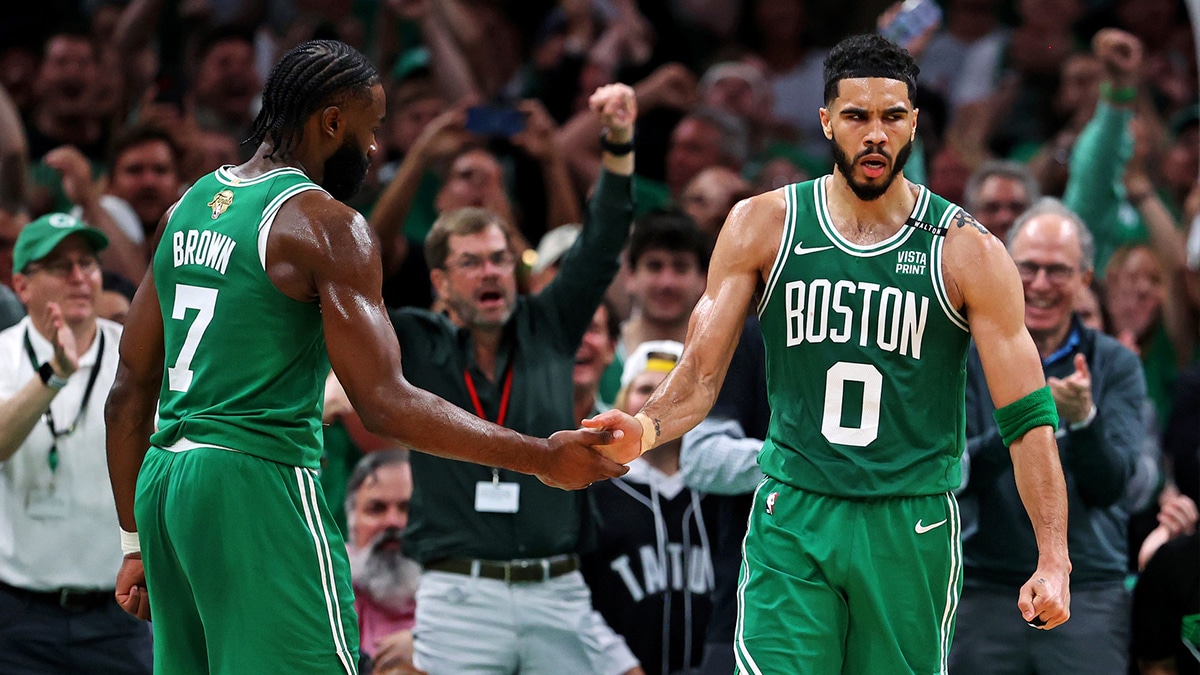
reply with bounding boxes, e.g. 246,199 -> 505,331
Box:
1007,198 -> 1094,350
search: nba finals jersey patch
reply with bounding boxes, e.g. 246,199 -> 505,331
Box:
208,190 -> 234,219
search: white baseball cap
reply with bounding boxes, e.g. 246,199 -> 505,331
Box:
621,340 -> 684,389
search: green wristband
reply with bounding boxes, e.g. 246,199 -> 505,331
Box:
993,385 -> 1060,446
1100,81 -> 1137,104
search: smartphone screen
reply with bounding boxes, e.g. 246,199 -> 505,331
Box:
465,106 -> 526,137
879,0 -> 943,47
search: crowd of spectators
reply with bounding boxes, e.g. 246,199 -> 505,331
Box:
0,0 -> 1198,673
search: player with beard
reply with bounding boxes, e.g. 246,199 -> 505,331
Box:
104,40 -> 627,675
586,34 -> 1072,674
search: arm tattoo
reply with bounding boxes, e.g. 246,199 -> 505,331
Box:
952,210 -> 989,236
652,417 -> 661,443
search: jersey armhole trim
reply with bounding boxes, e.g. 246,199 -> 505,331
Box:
931,205 -> 970,332
257,184 -> 327,271
757,183 -> 799,317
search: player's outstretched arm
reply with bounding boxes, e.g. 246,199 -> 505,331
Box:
281,192 -> 627,490
946,211 -> 1072,629
585,190 -> 781,463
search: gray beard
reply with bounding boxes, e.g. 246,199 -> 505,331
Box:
348,533 -> 421,613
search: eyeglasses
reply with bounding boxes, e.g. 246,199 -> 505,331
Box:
25,257 -> 100,278
444,250 -> 516,274
978,200 -> 1029,214
1015,261 -> 1077,285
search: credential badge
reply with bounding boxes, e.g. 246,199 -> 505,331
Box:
208,190 -> 234,219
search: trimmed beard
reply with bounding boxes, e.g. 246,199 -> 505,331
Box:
348,527 -> 421,613
829,133 -> 913,201
321,139 -> 370,202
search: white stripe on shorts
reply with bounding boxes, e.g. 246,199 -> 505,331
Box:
295,468 -> 357,675
733,478 -> 770,675
938,492 -> 962,674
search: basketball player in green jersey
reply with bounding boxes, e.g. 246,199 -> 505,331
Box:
104,40 -> 627,674
587,34 -> 1072,674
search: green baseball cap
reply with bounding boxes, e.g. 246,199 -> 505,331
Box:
13,212 -> 109,273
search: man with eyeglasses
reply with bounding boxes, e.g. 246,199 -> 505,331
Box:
963,160 -> 1038,242
385,83 -> 644,675
0,213 -> 152,672
951,197 -> 1148,674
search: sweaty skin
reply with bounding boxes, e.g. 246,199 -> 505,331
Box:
587,76 -> 1072,630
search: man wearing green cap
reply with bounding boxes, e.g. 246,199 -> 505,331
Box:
0,212 -> 152,672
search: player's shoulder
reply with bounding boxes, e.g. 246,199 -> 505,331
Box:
728,185 -> 789,229
277,190 -> 371,252
940,203 -> 1008,266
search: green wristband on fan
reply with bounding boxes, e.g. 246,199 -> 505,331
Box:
1100,81 -> 1137,104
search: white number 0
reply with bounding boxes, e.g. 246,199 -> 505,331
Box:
820,361 -> 882,447
168,284 -> 218,392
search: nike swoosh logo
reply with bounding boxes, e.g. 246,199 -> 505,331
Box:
794,242 -> 834,256
915,519 -> 948,534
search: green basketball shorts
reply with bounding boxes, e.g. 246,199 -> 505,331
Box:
735,477 -> 962,675
136,445 -> 359,674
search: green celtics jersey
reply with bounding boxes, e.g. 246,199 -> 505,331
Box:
756,177 -> 971,497
150,166 -> 330,469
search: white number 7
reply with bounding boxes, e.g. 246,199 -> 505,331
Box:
168,284 -> 218,392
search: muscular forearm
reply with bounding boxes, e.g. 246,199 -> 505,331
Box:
105,379 -> 156,531
0,378 -> 59,461
1009,426 -> 1071,563
359,380 -> 549,476
640,359 -> 724,453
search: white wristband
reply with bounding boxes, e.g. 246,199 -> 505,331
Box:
1068,404 -> 1097,431
120,528 -> 141,556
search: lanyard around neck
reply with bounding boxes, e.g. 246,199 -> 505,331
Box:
462,365 -> 513,427
24,327 -> 105,472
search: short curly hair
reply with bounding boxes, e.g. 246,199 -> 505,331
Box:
822,34 -> 919,105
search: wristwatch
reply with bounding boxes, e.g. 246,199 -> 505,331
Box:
38,362 -> 68,390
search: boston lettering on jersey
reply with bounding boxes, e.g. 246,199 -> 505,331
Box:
171,229 -> 237,274
783,278 -> 929,360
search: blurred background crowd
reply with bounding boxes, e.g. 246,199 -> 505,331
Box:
0,0 -> 1198,674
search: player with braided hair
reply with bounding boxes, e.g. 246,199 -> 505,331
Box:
106,40 -> 627,673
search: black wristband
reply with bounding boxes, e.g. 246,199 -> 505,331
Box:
599,132 -> 634,156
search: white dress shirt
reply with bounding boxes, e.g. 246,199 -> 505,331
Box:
0,317 -> 124,590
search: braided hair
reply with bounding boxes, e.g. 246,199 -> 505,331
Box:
245,40 -> 380,159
